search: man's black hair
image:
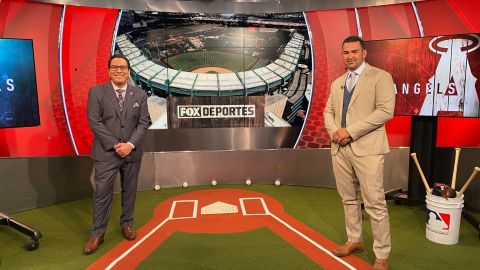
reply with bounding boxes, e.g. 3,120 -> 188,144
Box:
108,54 -> 130,69
342,35 -> 365,50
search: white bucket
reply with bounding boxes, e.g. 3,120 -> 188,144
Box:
425,193 -> 464,245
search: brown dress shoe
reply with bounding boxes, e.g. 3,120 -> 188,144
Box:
83,237 -> 104,255
331,241 -> 364,257
122,226 -> 136,240
373,258 -> 389,270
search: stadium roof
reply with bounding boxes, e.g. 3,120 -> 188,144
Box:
116,32 -> 304,95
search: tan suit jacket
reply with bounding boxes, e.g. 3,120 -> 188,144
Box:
323,63 -> 395,156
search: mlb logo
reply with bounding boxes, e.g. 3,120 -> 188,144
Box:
426,209 -> 450,231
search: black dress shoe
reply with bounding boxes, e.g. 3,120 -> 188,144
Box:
84,237 -> 104,255
122,226 -> 136,240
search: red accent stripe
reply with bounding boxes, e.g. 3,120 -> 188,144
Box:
0,0 -> 74,157
61,6 -> 118,155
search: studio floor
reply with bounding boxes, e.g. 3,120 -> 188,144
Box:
0,185 -> 479,270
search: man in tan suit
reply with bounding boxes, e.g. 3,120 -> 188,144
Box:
323,36 -> 395,270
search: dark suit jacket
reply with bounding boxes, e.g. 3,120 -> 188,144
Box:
87,82 -> 151,162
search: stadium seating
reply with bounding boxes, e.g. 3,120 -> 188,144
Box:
116,32 -> 304,96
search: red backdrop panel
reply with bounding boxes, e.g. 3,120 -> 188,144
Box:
0,0 -> 73,157
357,3 -> 425,147
416,0 -> 480,36
299,9 -> 357,148
358,3 -> 420,40
437,117 -> 480,147
302,4 -> 418,148
61,6 -> 118,155
385,116 -> 411,147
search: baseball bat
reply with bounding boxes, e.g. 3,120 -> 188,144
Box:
451,147 -> 461,189
457,167 -> 480,198
410,153 -> 432,194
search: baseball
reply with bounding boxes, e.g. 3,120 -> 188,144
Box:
182,182 -> 188,188
154,184 -> 160,190
245,179 -> 252,186
275,180 -> 281,186
211,180 -> 217,186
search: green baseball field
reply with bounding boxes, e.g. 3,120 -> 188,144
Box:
165,51 -> 259,72
0,185 -> 479,269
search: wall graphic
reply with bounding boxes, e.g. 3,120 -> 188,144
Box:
115,11 -> 312,129
366,34 -> 480,117
1,0 -> 480,157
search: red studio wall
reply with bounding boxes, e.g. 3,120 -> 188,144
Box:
0,0 -> 478,157
0,0 -> 73,156
301,3 -> 418,149
0,0 -> 117,157
61,5 -> 118,155
302,0 -> 480,149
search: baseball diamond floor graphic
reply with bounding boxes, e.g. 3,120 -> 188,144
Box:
87,189 -> 372,270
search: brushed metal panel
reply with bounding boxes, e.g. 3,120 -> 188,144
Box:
33,0 -> 424,13
152,148 -> 409,193
7,147 -> 479,214
91,154 -> 156,194
384,147 -> 410,192
0,156 -> 93,214
144,127 -> 300,152
137,153 -> 156,190
153,149 -> 289,188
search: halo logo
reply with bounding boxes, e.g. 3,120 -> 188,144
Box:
420,34 -> 480,116
0,74 -> 15,92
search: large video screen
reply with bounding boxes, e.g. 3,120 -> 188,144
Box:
365,33 -> 480,117
115,11 -> 312,129
0,38 -> 40,128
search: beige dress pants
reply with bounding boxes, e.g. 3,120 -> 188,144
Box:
332,144 -> 391,259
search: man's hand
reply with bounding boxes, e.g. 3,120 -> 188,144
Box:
114,143 -> 133,158
332,128 -> 351,145
338,137 -> 352,146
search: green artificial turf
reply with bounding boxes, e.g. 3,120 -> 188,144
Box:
0,185 -> 479,269
137,229 -> 321,270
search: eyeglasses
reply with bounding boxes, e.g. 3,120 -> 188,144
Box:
110,65 -> 129,71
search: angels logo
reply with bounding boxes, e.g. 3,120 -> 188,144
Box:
420,34 -> 480,117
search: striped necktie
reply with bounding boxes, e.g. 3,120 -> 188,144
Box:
116,89 -> 124,111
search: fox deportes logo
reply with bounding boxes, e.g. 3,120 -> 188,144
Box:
178,105 -> 255,119
0,74 -> 15,92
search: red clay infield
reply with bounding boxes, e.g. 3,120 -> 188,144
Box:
87,189 -> 372,270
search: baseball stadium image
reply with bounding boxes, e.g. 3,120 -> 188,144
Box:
114,11 -> 312,129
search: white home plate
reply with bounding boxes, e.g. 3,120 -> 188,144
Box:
201,201 -> 239,215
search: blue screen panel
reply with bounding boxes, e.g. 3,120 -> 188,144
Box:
0,38 -> 40,128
